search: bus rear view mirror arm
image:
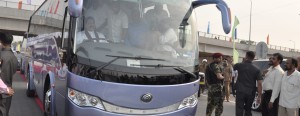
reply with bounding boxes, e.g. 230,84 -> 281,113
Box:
193,0 -> 231,34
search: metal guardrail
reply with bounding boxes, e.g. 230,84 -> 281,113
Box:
198,31 -> 300,53
0,0 -> 38,11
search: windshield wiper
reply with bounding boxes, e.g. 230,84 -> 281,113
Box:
132,64 -> 196,78
88,55 -> 166,75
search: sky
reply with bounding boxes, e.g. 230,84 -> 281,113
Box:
195,0 -> 300,49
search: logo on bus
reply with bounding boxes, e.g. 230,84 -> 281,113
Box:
141,93 -> 153,103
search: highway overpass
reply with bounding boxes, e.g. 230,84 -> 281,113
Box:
198,32 -> 300,62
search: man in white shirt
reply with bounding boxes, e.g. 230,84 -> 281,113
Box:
107,1 -> 128,43
85,0 -> 110,32
76,17 -> 108,45
276,58 -> 300,116
262,53 -> 284,116
155,20 -> 178,58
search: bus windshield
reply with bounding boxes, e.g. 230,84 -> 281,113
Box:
74,0 -> 197,69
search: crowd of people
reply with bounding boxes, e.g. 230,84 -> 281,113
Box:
201,52 -> 300,116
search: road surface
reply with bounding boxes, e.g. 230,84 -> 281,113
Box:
196,91 -> 262,116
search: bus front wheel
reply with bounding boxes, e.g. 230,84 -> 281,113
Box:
44,87 -> 51,116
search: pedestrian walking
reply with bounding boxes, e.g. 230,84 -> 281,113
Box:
261,53 -> 284,116
275,58 -> 300,116
200,59 -> 208,72
222,59 -> 232,102
205,53 -> 224,116
226,56 -> 236,97
198,59 -> 208,97
234,51 -> 263,116
0,32 -> 18,116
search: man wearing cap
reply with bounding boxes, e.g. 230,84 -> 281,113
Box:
223,59 -> 232,102
198,59 -> 208,97
199,59 -> 208,72
0,32 -> 18,116
205,53 -> 225,116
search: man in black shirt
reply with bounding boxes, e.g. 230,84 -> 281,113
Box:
234,51 -> 263,116
205,53 -> 224,116
0,32 -> 18,116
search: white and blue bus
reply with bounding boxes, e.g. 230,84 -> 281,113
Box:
20,0 -> 231,115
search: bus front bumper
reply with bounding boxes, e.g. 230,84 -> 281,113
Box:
66,99 -> 197,116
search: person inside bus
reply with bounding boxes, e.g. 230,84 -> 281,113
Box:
76,17 -> 108,45
84,0 -> 110,33
125,4 -> 161,50
144,3 -> 169,29
106,0 -> 128,43
154,19 -> 178,58
125,6 -> 150,49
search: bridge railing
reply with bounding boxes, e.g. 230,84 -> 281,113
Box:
198,31 -> 300,53
0,0 -> 38,11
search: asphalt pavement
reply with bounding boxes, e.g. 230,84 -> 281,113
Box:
10,72 -> 43,116
196,90 -> 262,116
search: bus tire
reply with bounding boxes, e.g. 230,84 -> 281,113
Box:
44,84 -> 57,116
44,86 -> 51,116
20,60 -> 24,74
26,68 -> 35,97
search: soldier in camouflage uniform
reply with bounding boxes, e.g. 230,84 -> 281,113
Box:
205,53 -> 225,116
223,60 -> 232,102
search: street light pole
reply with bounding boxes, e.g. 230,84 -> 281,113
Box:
249,0 -> 252,45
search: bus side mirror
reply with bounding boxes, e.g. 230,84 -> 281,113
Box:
68,0 -> 83,18
216,4 -> 231,34
192,0 -> 232,34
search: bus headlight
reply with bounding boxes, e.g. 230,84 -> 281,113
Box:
68,88 -> 105,110
178,93 -> 198,109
